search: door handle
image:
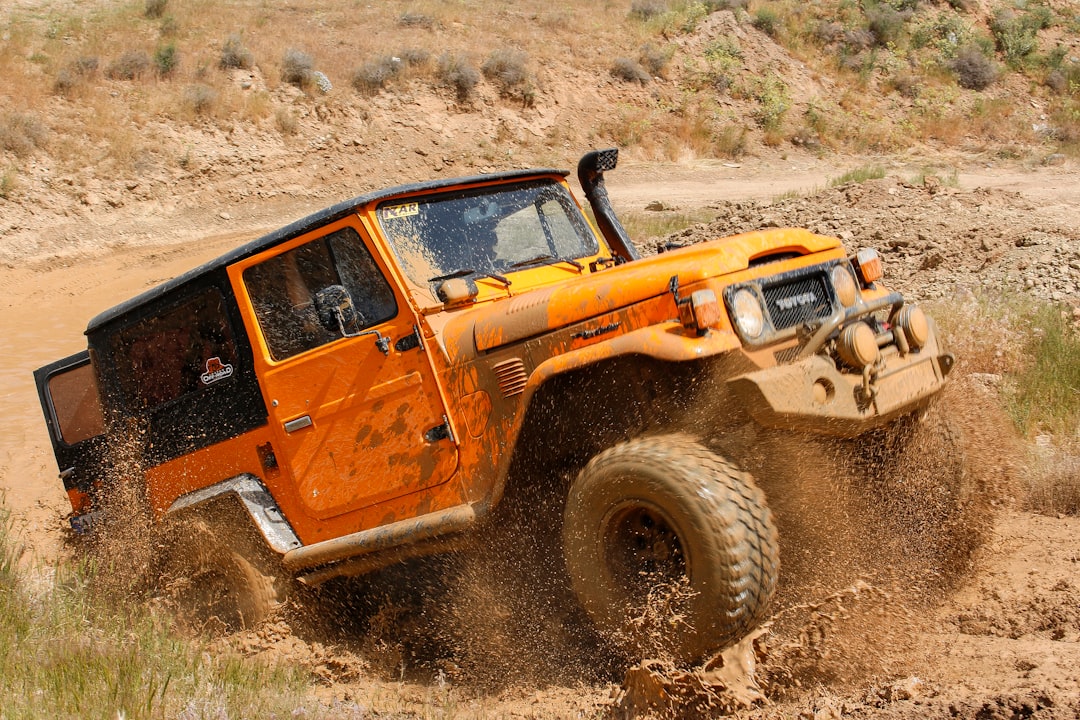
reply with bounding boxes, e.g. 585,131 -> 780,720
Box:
284,415 -> 313,433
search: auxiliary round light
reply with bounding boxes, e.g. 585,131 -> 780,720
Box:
831,264 -> 858,308
895,305 -> 930,349
732,288 -> 764,340
837,321 -> 879,368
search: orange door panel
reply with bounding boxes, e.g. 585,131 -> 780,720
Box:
230,217 -> 459,523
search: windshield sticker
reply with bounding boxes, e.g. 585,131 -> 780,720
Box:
200,357 -> 234,385
382,202 -> 419,220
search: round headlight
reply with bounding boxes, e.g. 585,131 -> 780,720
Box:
732,288 -> 764,339
837,321 -> 879,368
831,264 -> 858,308
895,305 -> 930,349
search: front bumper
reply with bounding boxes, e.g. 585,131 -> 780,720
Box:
727,326 -> 952,437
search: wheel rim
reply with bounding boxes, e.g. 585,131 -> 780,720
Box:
604,502 -> 688,596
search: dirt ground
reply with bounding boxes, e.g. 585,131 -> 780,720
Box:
2,156 -> 1079,718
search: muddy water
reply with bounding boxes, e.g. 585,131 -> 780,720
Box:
0,234 -> 256,560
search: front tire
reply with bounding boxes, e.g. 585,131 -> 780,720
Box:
563,434 -> 779,664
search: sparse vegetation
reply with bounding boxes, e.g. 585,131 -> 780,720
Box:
830,164 -> 886,185
153,43 -> 179,78
352,55 -> 402,94
0,113 -> 48,157
612,57 -> 651,83
482,48 -> 531,97
0,168 -> 16,198
275,107 -> 299,135
183,83 -> 218,116
950,46 -> 998,90
0,507 -> 313,718
144,0 -> 168,20
437,51 -> 480,100
281,48 -> 315,88
219,33 -> 254,70
106,50 -> 151,81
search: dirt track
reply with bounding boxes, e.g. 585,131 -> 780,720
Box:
2,159 -> 1079,717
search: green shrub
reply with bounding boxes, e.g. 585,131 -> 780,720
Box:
220,34 -> 254,70
153,43 -> 179,78
950,45 -> 997,90
752,6 -> 781,37
436,51 -> 480,100
281,48 -> 314,88
611,57 -> 651,83
991,9 -> 1038,67
750,75 -> 790,131
106,50 -> 151,80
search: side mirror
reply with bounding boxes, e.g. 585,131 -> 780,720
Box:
314,285 -> 363,335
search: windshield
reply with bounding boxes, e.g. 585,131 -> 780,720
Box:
377,179 -> 600,288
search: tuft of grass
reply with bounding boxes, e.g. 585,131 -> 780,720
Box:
281,48 -> 314,88
1005,302 -> 1080,439
219,34 -> 254,70
830,163 -> 885,185
1026,452 -> 1080,516
106,50 -> 151,81
629,0 -> 669,21
638,42 -> 673,76
0,112 -> 48,157
611,57 -> 651,84
0,506 -> 313,718
398,12 -> 437,29
436,51 -> 480,101
0,168 -> 16,198
621,208 -> 719,243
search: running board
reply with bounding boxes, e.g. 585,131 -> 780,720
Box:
282,503 -> 476,574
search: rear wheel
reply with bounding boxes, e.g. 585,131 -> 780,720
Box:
162,518 -> 280,632
563,434 -> 779,664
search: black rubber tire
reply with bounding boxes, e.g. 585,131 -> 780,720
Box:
163,518 -> 280,632
563,434 -> 779,665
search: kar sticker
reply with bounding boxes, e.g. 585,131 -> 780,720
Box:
382,202 -> 419,220
200,357 -> 234,385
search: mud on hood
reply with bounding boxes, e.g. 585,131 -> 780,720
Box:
440,228 -> 841,360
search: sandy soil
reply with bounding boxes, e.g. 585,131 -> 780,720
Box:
2,158 -> 1079,717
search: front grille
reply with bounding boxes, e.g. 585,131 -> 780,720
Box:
762,272 -> 833,332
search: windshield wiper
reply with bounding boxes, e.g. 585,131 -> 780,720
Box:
429,268 -> 511,287
509,254 -> 584,272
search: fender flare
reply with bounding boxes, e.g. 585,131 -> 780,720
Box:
165,474 -> 302,554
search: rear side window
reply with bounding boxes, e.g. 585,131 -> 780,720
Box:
111,289 -> 239,409
47,363 -> 104,444
243,226 -> 397,361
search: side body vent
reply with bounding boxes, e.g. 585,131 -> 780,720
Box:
492,358 -> 528,398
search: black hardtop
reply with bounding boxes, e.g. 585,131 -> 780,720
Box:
85,166 -> 568,336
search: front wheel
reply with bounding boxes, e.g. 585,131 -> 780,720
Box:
563,434 -> 779,665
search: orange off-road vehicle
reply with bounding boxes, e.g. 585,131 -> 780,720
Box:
35,149 -> 953,662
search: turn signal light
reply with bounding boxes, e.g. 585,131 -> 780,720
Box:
855,248 -> 883,284
679,289 -> 722,333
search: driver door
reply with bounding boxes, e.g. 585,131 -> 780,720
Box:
233,219 -> 458,521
